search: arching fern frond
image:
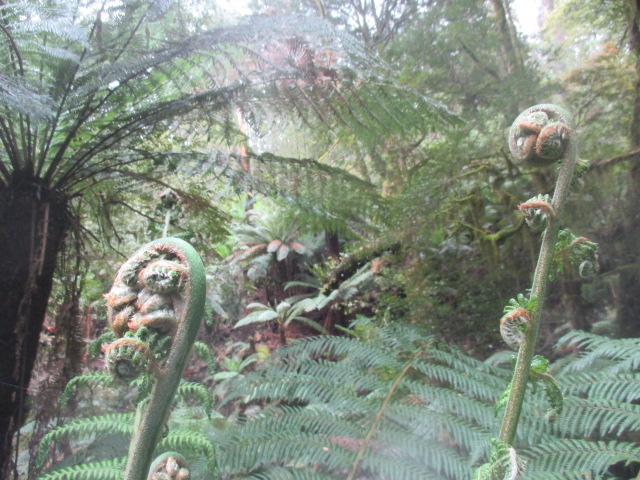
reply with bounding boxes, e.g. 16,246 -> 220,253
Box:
548,398 -> 640,438
58,371 -> 113,409
36,456 -> 127,480
157,430 -> 217,474
557,331 -> 640,373
176,381 -> 214,418
561,372 -> 640,402
521,440 -> 640,478
37,413 -> 134,468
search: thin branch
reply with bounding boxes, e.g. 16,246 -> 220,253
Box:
590,148 -> 640,170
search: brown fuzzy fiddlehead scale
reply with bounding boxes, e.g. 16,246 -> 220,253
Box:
104,247 -> 190,373
509,105 -> 573,167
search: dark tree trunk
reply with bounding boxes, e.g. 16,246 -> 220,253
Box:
325,229 -> 341,259
0,181 -> 69,478
615,0 -> 640,337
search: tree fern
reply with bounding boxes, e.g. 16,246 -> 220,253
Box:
2,2 -> 459,467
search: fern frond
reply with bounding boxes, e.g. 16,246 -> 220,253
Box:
361,454 -> 453,480
404,380 -> 495,429
157,430 -> 217,473
521,439 -> 640,476
414,361 -> 506,403
87,331 -> 117,359
36,456 -> 127,480
237,467 -> 338,480
216,431 -> 353,478
549,398 -> 640,438
557,331 -> 640,373
59,371 -> 113,408
272,335 -> 404,371
428,349 -> 512,381
192,341 -> 217,374
385,402 -> 490,461
523,471 -> 610,480
37,413 -> 134,468
176,381 -> 214,418
561,372 -> 640,402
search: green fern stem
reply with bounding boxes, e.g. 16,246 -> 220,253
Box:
112,238 -> 206,480
346,347 -> 427,480
499,105 -> 578,445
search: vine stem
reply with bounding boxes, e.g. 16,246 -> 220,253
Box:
121,238 -> 206,480
498,105 -> 579,446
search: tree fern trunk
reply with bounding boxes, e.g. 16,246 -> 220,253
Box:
0,181 -> 69,478
615,0 -> 640,338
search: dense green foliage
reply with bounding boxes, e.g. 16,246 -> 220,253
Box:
36,323 -> 640,479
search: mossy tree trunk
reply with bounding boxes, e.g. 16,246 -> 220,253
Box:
0,180 -> 69,478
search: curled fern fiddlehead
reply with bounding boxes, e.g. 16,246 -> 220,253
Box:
509,105 -> 572,167
500,294 -> 536,350
147,452 -> 190,480
500,308 -> 530,350
104,238 -> 206,480
104,335 -> 157,382
519,194 -> 554,231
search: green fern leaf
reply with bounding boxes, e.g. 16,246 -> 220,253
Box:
176,381 -> 214,418
59,371 -> 113,408
157,430 -> 217,473
522,439 -> 640,476
36,457 -> 126,480
38,413 -> 134,468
